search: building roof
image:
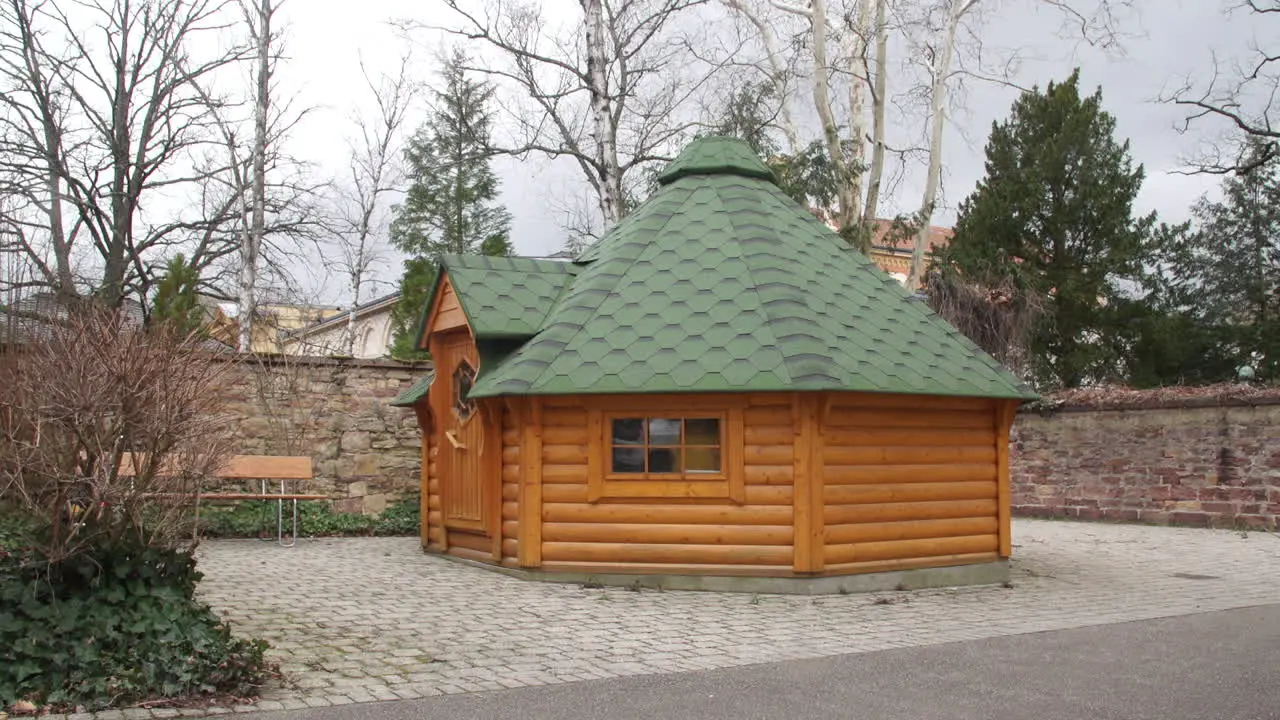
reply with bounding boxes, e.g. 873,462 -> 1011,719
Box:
286,292 -> 399,339
429,255 -> 579,339
427,137 -> 1034,401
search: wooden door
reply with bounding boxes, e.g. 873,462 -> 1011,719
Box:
436,332 -> 489,533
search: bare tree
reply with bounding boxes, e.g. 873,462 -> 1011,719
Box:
330,55 -> 417,355
238,0 -> 273,351
414,0 -> 719,230
1169,0 -> 1279,174
0,0 -> 247,307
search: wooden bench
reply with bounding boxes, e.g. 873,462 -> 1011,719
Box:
122,453 -> 325,547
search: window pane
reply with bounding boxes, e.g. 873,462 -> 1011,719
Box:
685,418 -> 720,446
685,447 -> 721,473
612,447 -> 645,473
612,418 -> 645,445
647,418 -> 681,445
647,447 -> 680,473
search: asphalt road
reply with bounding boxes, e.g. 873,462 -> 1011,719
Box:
248,604 -> 1280,720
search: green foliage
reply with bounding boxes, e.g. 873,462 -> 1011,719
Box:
0,538 -> 268,711
150,254 -> 205,337
938,70 -> 1154,389
389,49 -> 512,357
198,495 -> 421,538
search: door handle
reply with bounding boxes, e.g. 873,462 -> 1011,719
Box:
445,430 -> 467,449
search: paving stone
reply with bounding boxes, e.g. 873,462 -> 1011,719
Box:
145,521 -> 1280,719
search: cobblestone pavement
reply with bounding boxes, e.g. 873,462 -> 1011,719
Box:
72,520 -> 1280,717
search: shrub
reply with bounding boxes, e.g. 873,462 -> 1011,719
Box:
198,495 -> 421,538
0,308 -> 268,711
0,538 -> 269,710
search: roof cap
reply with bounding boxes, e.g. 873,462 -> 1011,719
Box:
656,136 -> 776,185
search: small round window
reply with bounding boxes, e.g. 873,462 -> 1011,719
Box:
452,361 -> 477,421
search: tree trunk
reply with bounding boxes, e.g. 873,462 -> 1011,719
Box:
240,0 -> 272,352
843,0 -> 874,246
861,0 -> 888,229
582,0 -> 622,226
907,0 -> 974,289
103,17 -> 133,308
809,0 -> 857,235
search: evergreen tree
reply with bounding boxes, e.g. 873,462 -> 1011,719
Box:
1155,142 -> 1280,382
389,49 -> 512,359
150,254 -> 204,337
937,71 -> 1154,388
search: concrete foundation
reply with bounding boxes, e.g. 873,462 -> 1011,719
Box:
427,550 -> 1010,595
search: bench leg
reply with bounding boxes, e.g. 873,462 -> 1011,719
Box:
277,480 -> 298,548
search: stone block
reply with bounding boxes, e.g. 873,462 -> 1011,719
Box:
341,431 -> 372,451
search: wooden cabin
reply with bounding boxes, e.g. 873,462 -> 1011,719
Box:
393,137 -> 1036,592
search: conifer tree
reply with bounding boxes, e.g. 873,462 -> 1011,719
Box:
938,71 -> 1153,388
389,50 -> 512,358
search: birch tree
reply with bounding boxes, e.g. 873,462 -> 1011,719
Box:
331,56 -> 417,355
418,0 -> 717,231
238,0 -> 273,351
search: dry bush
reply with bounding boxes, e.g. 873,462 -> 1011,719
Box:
924,270 -> 1043,380
0,308 -> 237,560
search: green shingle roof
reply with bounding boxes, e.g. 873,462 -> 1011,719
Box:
390,371 -> 434,407
431,255 -> 579,338
452,137 -> 1033,401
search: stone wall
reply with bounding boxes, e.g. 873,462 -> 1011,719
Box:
1011,398 -> 1280,529
220,355 -> 429,514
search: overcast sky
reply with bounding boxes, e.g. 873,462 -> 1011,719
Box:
273,0 -> 1250,303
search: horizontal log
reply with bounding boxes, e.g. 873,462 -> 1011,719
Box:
829,392 -> 992,412
502,465 -> 520,483
502,446 -> 520,465
502,520 -> 519,537
824,482 -> 996,505
543,426 -> 588,445
543,523 -> 793,546
427,510 -> 443,527
502,501 -> 519,521
543,444 -> 589,465
744,485 -> 792,505
744,425 -> 793,445
823,552 -> 999,577
502,484 -> 519,501
540,561 -> 796,578
502,538 -> 518,558
427,478 -> 439,493
447,530 -> 492,553
744,444 -> 793,465
543,464 -> 588,484
745,464 -> 793,485
426,528 -> 445,544
744,405 -> 792,426
823,427 -> 995,448
502,428 -> 520,444
543,485 -> 589,503
824,499 -> 997,525
824,463 -> 997,485
823,445 -> 997,466
543,503 -> 792,525
825,534 -> 998,564
542,542 -> 792,566
827,408 -> 992,430
825,516 -> 997,545
428,494 -> 442,510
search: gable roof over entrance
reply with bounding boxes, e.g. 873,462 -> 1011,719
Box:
420,137 -> 1035,401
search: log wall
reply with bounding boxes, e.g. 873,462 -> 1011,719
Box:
535,394 -> 797,575
820,393 -> 1006,574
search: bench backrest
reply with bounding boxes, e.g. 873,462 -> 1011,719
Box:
119,453 -> 313,480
